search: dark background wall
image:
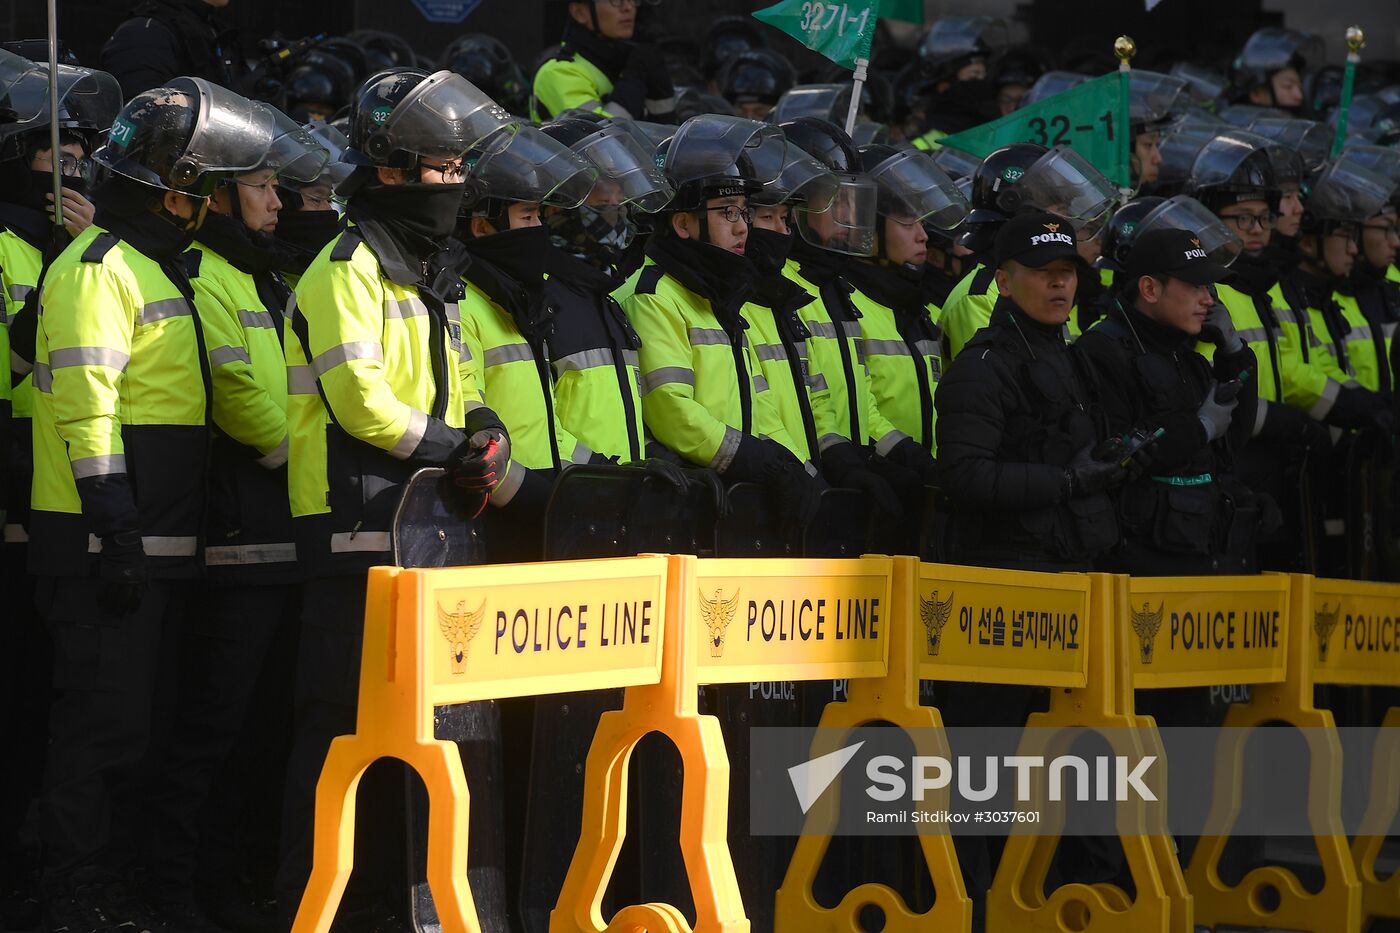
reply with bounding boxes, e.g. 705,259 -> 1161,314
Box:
0,0 -> 1393,87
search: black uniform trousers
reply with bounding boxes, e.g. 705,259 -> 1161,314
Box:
145,581 -> 300,894
1,541 -> 47,874
38,577 -> 191,884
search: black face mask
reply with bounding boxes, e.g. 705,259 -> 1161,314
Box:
0,160 -> 89,211
745,225 -> 795,276
464,223 -> 553,285
275,208 -> 344,255
356,181 -> 466,242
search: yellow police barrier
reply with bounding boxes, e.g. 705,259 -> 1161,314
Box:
290,557 -> 672,933
553,555 -> 894,933
1179,573 -> 1362,933
984,571 -> 1182,933
774,556 -> 972,933
1310,577 -> 1400,926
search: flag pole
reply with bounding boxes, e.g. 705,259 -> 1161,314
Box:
843,56 -> 868,137
1114,34 -> 1135,204
46,0 -> 63,231
1330,25 -> 1365,157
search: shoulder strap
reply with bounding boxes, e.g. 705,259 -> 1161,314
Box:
182,248 -> 203,279
970,264 -> 997,297
634,265 -> 664,297
330,228 -> 364,263
80,232 -> 119,264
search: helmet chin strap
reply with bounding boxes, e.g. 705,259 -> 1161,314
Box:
697,207 -> 711,245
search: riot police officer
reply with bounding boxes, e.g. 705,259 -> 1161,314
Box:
533,0 -> 676,122
456,124 -> 600,561
908,15 -> 1010,150
277,68 -> 513,915
1079,226 -> 1260,574
99,0 -> 243,100
1227,27 -> 1323,114
30,76 -> 275,932
717,48 -> 795,121
621,114 -> 821,528
271,119 -> 349,284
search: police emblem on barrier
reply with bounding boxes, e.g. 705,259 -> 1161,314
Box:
919,590 -> 955,657
698,588 -> 741,658
1131,602 -> 1165,664
437,598 -> 487,674
1314,602 -> 1341,663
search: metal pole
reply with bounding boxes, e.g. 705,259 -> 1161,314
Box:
1114,35 -> 1136,204
1330,26 -> 1365,157
843,57 -> 867,138
46,0 -> 63,230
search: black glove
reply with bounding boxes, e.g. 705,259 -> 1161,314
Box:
820,440 -> 902,520
841,467 -> 903,521
1327,385 -> 1390,432
437,473 -> 488,521
452,429 -> 509,491
1256,401 -> 1330,449
723,433 -> 795,485
682,467 -> 729,515
1062,442 -> 1129,499
883,437 -> 939,485
623,457 -> 689,491
97,530 -> 148,616
622,43 -> 675,117
771,459 -> 823,533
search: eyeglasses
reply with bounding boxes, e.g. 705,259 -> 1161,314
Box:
1218,211 -> 1276,233
420,158 -> 467,181
706,204 -> 752,225
1326,224 -> 1361,241
234,175 -> 279,194
47,153 -> 91,178
597,0 -> 641,8
1363,222 -> 1400,241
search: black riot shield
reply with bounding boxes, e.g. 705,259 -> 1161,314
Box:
519,464 -> 711,933
391,469 -> 507,933
713,482 -> 796,556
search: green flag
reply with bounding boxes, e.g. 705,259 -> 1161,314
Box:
880,0 -> 922,24
752,0 -> 878,71
939,71 -> 1133,188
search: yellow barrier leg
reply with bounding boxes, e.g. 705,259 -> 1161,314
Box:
292,567 -> 486,933
552,555 -> 748,933
1185,573 -> 1362,933
774,555 -> 972,933
989,574 -> 1174,933
1352,706 -> 1400,926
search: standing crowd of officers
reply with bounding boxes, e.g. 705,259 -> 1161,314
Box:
1,3 -> 1399,933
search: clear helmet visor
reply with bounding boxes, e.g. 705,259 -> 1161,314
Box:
573,122 -> 674,212
928,144 -> 982,181
258,105 -> 330,184
770,84 -> 849,124
303,120 -> 356,192
1020,71 -> 1088,109
469,124 -> 598,208
1018,146 -> 1117,237
921,16 -> 1009,59
1218,104 -> 1287,127
171,77 -> 278,186
1245,117 -> 1329,170
1239,28 -> 1324,73
1338,144 -> 1400,187
379,70 -> 516,161
0,49 -> 48,122
794,174 -> 876,257
1309,158 -> 1397,224
1169,62 -> 1228,104
19,65 -> 123,132
1130,71 -> 1189,125
752,143 -> 838,212
1188,133 -> 1273,190
1156,125 -> 1220,187
866,149 -> 968,229
664,114 -> 786,188
1137,194 -> 1244,266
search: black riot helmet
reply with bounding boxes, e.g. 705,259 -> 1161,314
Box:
859,143 -> 968,229
315,37 -> 372,84
94,77 -> 276,198
776,116 -> 861,175
0,61 -> 122,163
284,56 -> 355,123
1228,28 -> 1323,105
461,123 -> 598,230
918,16 -> 1009,86
660,114 -> 786,212
1185,134 -> 1280,215
1098,196 -> 1166,272
346,68 -> 514,172
700,15 -> 768,81
966,141 -> 1047,223
541,116 -> 674,212
441,34 -> 529,118
1301,156 -> 1397,234
718,49 -> 796,113
350,30 -> 418,73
